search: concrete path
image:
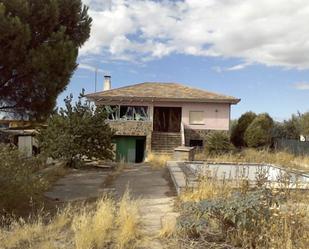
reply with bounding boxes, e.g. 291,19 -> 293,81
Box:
45,164 -> 178,248
111,164 -> 178,249
45,169 -> 110,202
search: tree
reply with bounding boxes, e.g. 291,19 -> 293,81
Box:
271,113 -> 301,139
39,91 -> 115,167
244,113 -> 274,148
231,111 -> 257,147
0,0 -> 92,120
300,112 -> 309,136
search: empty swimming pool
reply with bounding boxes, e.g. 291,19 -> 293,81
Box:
185,162 -> 309,189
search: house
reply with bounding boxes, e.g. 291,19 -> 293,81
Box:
86,76 -> 240,163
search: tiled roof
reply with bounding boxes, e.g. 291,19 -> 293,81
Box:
86,82 -> 240,104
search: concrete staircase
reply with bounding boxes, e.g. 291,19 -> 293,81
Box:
151,131 -> 181,154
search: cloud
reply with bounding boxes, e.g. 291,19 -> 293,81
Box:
81,0 -> 309,69
212,62 -> 252,73
226,62 -> 253,71
293,82 -> 309,90
78,63 -> 106,73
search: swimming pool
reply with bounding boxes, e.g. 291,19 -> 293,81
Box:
185,162 -> 309,189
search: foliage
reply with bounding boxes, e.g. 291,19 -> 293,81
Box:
39,91 -> 115,167
231,111 -> 257,147
244,113 -> 274,148
0,0 -> 92,120
205,131 -> 234,155
274,114 -> 302,139
0,144 -> 47,215
283,114 -> 302,139
178,188 -> 309,249
179,189 -> 280,236
300,112 -> 309,136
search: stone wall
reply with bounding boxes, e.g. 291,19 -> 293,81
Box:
107,120 -> 153,155
107,120 -> 152,136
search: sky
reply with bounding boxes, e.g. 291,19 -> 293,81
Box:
58,0 -> 309,121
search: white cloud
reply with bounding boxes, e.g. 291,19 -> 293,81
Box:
212,62 -> 252,73
293,82 -> 309,90
226,62 -> 253,71
81,0 -> 309,69
78,63 -> 106,74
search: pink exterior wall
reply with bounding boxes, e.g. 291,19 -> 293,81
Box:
102,101 -> 231,131
181,103 -> 230,130
151,102 -> 230,130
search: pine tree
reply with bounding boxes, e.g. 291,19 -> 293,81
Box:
0,0 -> 92,120
39,91 -> 115,167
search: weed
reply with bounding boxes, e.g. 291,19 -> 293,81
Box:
0,192 -> 142,249
115,191 -> 141,249
195,148 -> 309,172
176,173 -> 309,249
146,152 -> 171,169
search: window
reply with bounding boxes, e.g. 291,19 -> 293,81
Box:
104,105 -> 149,121
120,106 -> 149,121
104,105 -> 119,120
189,111 -> 204,125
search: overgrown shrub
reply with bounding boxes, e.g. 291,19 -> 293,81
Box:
178,188 -> 309,248
231,111 -> 257,147
205,131 -> 234,155
244,113 -> 274,148
0,144 -> 47,215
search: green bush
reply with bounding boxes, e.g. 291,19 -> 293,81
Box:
231,111 -> 257,147
205,131 -> 234,155
0,144 -> 47,215
244,113 -> 274,148
39,91 -> 115,167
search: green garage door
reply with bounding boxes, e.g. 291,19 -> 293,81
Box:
113,136 -> 145,163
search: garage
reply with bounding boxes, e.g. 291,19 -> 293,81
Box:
113,136 -> 146,163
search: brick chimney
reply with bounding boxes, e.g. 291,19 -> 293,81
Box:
104,75 -> 111,91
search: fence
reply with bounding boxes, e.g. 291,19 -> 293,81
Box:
274,138 -> 309,155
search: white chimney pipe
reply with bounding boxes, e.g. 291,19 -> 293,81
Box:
104,75 -> 111,91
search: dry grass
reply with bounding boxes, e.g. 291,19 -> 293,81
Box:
115,191 -> 141,249
146,152 -> 171,169
0,192 -> 142,249
159,216 -> 177,239
195,148 -> 309,172
179,176 -> 233,203
232,201 -> 309,249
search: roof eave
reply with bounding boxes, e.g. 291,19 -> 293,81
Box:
87,95 -> 241,105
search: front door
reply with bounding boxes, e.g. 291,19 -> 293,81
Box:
153,107 -> 182,132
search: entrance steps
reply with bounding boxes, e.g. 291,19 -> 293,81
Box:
151,131 -> 181,154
